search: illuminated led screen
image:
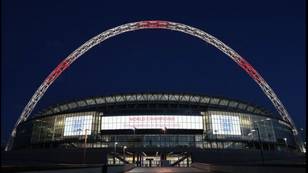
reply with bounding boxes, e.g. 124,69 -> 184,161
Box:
211,115 -> 241,135
64,115 -> 92,136
101,115 -> 203,130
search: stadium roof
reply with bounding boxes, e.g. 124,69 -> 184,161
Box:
34,93 -> 275,118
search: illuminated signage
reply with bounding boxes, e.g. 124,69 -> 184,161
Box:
101,115 -> 203,130
64,115 -> 92,136
211,115 -> 241,135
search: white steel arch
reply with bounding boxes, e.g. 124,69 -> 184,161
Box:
5,20 -> 299,151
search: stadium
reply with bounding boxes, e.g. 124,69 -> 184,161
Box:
4,21 -> 305,167
12,93 -> 302,166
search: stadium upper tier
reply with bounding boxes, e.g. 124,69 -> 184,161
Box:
33,93 -> 276,119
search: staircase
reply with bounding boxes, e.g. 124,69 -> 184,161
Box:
171,152 -> 190,166
110,152 -> 129,164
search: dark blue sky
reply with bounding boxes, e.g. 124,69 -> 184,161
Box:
1,0 -> 306,143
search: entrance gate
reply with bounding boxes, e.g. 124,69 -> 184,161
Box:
108,151 -> 191,167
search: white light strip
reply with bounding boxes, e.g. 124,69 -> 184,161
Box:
101,115 -> 203,130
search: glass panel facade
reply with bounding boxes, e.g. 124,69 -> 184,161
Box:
13,109 -> 297,152
29,112 -> 98,145
63,115 -> 93,136
204,110 -> 277,143
211,115 -> 241,135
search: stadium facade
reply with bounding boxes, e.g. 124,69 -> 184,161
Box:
12,93 -> 301,166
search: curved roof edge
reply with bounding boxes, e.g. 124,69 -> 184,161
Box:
34,92 -> 274,117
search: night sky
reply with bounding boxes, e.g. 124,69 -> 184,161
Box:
1,0 -> 306,143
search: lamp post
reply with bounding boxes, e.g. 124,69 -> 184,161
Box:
214,130 -> 218,149
114,142 -> 118,154
114,142 -> 118,164
162,127 -> 166,134
77,128 -> 82,146
161,127 -> 166,147
283,138 -> 288,151
251,128 -> 264,165
248,132 -> 253,149
132,127 -> 136,135
123,146 -> 127,162
132,127 -> 136,148
83,129 -> 89,164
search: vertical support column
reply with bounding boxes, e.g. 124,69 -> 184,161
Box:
186,154 -> 189,167
160,153 -> 166,160
52,117 -> 57,141
160,153 -> 166,167
139,154 -> 142,167
113,154 -> 115,165
133,153 -> 135,164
